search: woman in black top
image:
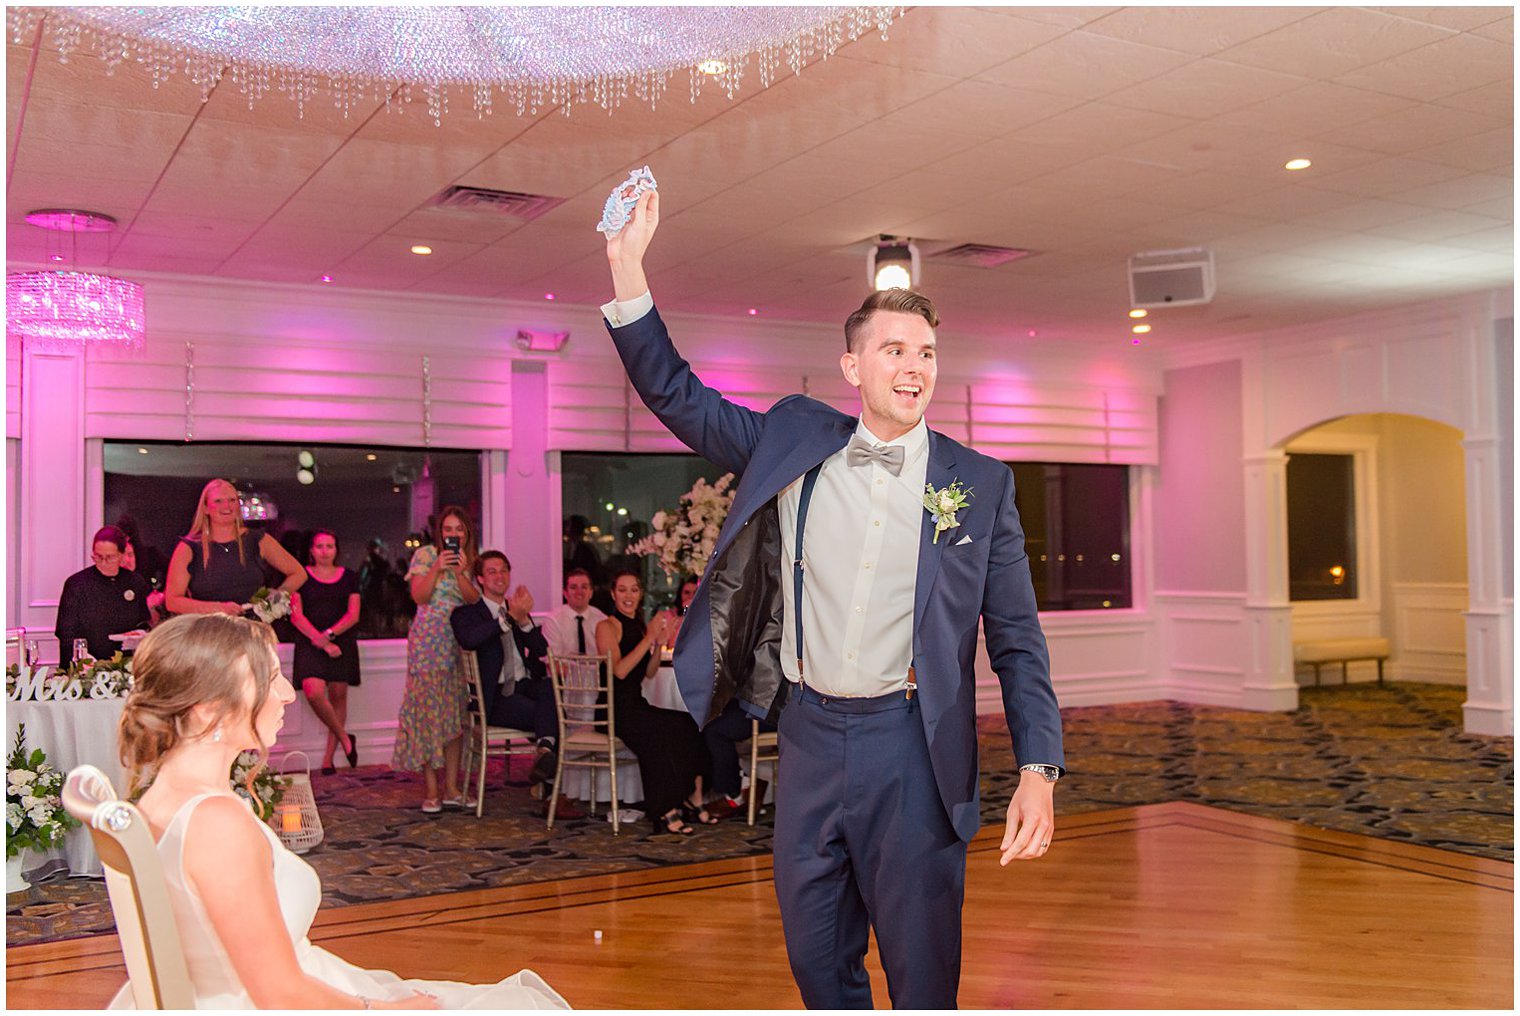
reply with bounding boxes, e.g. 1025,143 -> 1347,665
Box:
290,530 -> 361,775
55,525 -> 151,660
595,569 -> 714,836
164,478 -> 305,615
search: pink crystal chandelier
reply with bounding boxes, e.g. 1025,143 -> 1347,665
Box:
6,210 -> 146,352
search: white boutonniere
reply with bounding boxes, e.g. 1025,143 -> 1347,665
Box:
923,480 -> 972,544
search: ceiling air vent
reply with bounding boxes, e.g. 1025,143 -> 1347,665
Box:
926,243 -> 1036,268
427,185 -> 565,221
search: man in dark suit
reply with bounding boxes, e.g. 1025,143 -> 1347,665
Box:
450,551 -> 582,818
602,191 -> 1064,1008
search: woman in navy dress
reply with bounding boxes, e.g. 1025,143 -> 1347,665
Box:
165,478 -> 305,615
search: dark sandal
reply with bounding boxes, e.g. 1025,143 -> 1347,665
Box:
344,731 -> 359,769
654,810 -> 693,836
681,800 -> 719,825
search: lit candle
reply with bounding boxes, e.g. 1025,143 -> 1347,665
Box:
280,806 -> 301,833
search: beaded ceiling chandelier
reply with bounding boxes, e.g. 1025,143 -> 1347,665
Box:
8,6 -> 905,122
6,211 -> 146,352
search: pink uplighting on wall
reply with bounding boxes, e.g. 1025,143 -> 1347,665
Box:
747,308 -> 758,316
544,292 -> 556,300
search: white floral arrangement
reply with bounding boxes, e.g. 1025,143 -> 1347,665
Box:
6,725 -> 75,859
246,587 -> 292,623
231,750 -> 285,820
628,473 -> 736,579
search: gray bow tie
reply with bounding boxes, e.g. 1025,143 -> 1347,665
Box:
845,436 -> 904,476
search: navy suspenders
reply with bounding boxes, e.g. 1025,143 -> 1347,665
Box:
793,463 -> 823,677
790,459 -> 916,699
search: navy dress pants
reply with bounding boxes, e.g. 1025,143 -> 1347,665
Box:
773,683 -> 967,1009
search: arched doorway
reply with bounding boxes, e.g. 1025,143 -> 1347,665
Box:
1282,413 -> 1467,690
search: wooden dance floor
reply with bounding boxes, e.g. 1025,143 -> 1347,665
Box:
6,803 -> 1511,1009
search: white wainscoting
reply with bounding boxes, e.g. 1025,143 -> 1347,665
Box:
975,611 -> 1159,713
1391,582 -> 1468,685
1155,591 -> 1250,707
269,639 -> 410,764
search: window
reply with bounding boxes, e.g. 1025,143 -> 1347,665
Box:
103,441 -> 483,638
1007,462 -> 1132,611
561,452 -> 724,611
1286,452 -> 1358,601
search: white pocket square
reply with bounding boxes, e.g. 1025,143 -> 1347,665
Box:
954,534 -> 973,546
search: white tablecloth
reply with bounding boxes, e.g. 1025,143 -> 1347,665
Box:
642,665 -> 687,712
6,697 -> 127,878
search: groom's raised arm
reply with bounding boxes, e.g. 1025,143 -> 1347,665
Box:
603,189 -> 764,476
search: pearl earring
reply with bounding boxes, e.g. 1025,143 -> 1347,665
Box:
211,729 -> 223,743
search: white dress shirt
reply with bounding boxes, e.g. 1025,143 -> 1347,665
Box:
543,603 -> 608,658
605,291 -> 928,698
779,417 -> 928,697
481,593 -> 531,690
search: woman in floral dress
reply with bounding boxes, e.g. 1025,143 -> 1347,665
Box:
392,506 -> 480,813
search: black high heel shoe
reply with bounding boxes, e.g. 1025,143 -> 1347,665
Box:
344,731 -> 359,769
653,809 -> 694,836
681,800 -> 720,825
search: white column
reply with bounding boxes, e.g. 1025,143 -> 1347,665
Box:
502,360 -> 554,603
1241,448 -> 1298,711
1461,433 -> 1513,735
18,346 -> 87,641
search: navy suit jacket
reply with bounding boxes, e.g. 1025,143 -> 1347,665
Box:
607,306 -> 1063,842
450,600 -> 549,722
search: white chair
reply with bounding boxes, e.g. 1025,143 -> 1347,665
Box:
546,652 -> 627,833
460,650 -> 541,818
61,765 -> 194,1009
746,719 -> 780,826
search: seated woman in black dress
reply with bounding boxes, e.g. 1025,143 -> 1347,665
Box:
55,525 -> 151,661
289,530 -> 361,775
594,569 -> 714,836
164,478 -> 305,616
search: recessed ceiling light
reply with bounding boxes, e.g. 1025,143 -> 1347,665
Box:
1284,157 -> 1312,171
1128,309 -> 1147,319
698,59 -> 727,75
1132,324 -> 1151,334
410,244 -> 433,256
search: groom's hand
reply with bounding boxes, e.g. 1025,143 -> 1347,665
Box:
607,188 -> 660,301
1000,770 -> 1055,865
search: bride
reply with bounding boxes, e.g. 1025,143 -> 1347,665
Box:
112,613 -> 569,1009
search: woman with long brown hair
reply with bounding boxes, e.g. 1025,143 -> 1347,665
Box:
112,613 -> 565,1008
164,478 -> 305,615
392,506 -> 480,813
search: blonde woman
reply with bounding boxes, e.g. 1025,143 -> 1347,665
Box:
392,506 -> 480,813
113,613 -> 567,1008
164,478 -> 305,616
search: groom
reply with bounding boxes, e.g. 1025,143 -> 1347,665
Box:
603,190 -> 1064,1009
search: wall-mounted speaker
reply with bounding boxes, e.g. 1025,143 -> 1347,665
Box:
1128,247 -> 1215,309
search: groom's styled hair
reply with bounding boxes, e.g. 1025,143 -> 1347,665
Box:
843,288 -> 941,352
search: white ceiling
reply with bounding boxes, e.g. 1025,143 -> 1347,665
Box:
5,5 -> 1514,348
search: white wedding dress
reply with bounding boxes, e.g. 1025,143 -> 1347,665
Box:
109,793 -> 569,1009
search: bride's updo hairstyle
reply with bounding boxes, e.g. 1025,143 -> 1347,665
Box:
119,613 -> 281,798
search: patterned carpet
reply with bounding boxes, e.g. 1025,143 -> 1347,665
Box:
7,682 -> 1510,947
